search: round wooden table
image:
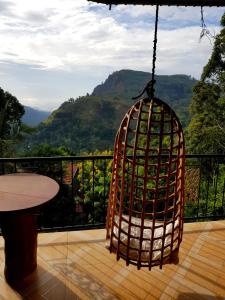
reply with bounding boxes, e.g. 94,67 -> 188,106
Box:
0,173 -> 59,285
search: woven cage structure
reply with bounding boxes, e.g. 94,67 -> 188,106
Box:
106,97 -> 185,269
88,0 -> 225,6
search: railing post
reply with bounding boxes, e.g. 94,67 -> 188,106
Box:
0,154 -> 224,232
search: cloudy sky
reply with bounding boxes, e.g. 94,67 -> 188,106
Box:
0,0 -> 224,111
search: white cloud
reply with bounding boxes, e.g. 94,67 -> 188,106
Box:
0,0 -> 224,110
115,5 -> 224,24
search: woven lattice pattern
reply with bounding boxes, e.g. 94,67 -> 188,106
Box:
106,97 -> 185,269
88,0 -> 225,7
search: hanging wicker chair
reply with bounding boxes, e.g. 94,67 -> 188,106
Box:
106,96 -> 185,270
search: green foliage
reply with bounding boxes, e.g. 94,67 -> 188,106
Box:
0,87 -> 25,156
201,14 -> 225,84
93,70 -> 195,127
184,159 -> 225,219
25,95 -> 128,154
74,150 -> 113,223
221,14 -> 225,27
185,13 -> 225,219
36,149 -> 113,227
187,82 -> 225,153
25,144 -> 73,157
187,13 -> 225,154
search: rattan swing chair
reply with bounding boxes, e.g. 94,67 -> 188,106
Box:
106,94 -> 185,270
88,0 -> 225,270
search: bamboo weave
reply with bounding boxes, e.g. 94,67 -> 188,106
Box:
106,97 -> 185,269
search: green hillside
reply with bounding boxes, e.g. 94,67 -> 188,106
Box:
31,96 -> 128,153
26,70 -> 196,154
93,70 -> 196,125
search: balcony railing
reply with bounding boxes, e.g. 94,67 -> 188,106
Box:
0,154 -> 225,232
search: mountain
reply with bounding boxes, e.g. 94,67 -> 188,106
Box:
30,96 -> 128,153
26,70 -> 196,154
22,106 -> 51,127
93,70 -> 196,125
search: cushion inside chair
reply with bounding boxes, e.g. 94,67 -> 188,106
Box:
109,215 -> 179,262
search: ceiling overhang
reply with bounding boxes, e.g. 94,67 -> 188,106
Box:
87,0 -> 225,7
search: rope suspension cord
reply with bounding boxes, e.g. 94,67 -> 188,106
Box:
108,3 -> 159,99
149,4 -> 159,98
132,5 -> 160,100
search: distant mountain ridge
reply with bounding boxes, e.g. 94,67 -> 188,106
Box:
92,69 -> 151,99
93,69 -> 195,98
22,106 -> 51,127
93,70 -> 196,125
26,70 -> 196,154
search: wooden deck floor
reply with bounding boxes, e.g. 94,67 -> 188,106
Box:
0,220 -> 225,299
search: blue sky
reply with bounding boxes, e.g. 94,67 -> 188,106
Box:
0,0 -> 224,111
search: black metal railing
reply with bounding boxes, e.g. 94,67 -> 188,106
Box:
0,154 -> 225,232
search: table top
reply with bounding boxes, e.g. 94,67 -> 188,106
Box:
0,173 -> 59,212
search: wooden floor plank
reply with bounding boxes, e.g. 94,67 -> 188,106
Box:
0,220 -> 225,299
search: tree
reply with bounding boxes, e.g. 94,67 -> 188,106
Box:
0,87 -> 25,156
201,13 -> 225,84
75,150 -> 113,223
187,13 -> 225,154
24,144 -> 72,157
